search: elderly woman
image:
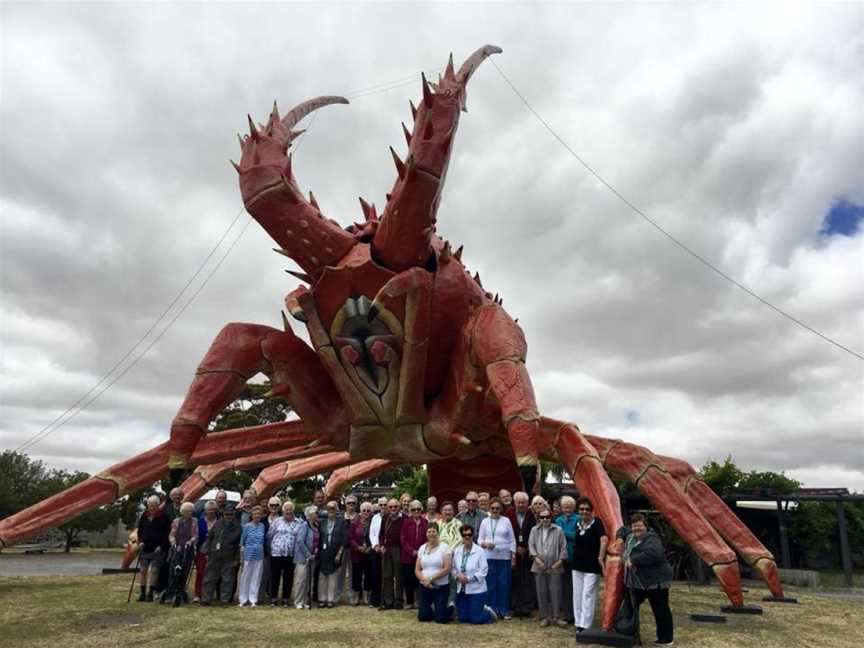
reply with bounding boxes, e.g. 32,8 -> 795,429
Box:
194,500 -> 219,602
291,506 -> 317,609
400,499 -> 429,609
555,495 -> 579,624
136,494 -> 171,601
268,500 -> 303,606
424,496 -> 439,524
529,506 -> 568,627
457,499 -> 468,516
415,523 -> 452,623
571,497 -> 608,632
166,501 -> 199,604
477,497 -> 516,619
618,513 -> 674,646
341,495 -> 359,604
318,501 -> 347,607
164,488 -> 184,520
437,502 -> 461,550
451,524 -> 495,624
349,500 -> 374,605
238,505 -> 266,607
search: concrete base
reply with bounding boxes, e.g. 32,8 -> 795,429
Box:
721,604 -> 763,615
101,567 -> 140,574
762,595 -> 799,603
576,629 -> 637,647
690,612 -> 727,623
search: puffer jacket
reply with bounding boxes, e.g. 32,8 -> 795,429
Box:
617,526 -> 673,589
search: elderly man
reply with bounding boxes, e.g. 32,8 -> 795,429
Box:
214,489 -> 229,516
478,492 -> 491,513
499,490 -> 514,511
379,498 -> 404,609
136,495 -> 171,601
164,488 -> 184,520
367,495 -> 389,608
200,507 -> 242,605
457,491 -> 486,537
506,491 -> 537,617
292,506 -> 318,608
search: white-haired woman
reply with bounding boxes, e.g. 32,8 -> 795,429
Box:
555,495 -> 579,624
166,501 -> 198,603
268,500 -> 303,606
193,500 -> 218,602
292,505 -> 318,608
238,505 -> 266,607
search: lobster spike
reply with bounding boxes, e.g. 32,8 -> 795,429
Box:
271,100 -> 280,122
359,197 -> 374,221
289,129 -> 306,141
454,245 -> 464,261
273,248 -> 291,258
473,271 -> 482,287
386,193 -> 392,202
423,112 -> 434,140
286,269 -> 313,283
440,241 -> 452,263
308,191 -> 319,210
230,159 -> 241,174
401,122 -> 412,147
444,52 -> 456,80
421,72 -> 434,108
237,133 -> 245,149
281,310 -> 291,332
247,114 -> 260,141
389,146 -> 406,179
409,100 -> 417,120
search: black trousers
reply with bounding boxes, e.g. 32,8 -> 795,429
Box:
401,562 -> 418,605
352,554 -> 373,593
368,552 -> 382,606
510,552 -> 537,615
269,555 -> 295,601
561,560 -> 574,621
632,587 -> 674,644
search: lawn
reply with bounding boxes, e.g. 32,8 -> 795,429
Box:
0,574 -> 860,648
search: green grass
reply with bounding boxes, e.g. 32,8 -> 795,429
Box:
0,574 -> 861,648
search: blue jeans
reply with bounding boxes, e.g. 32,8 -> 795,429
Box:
456,591 -> 492,624
418,584 -> 451,623
486,559 -> 511,616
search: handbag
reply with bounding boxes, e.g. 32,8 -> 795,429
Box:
613,568 -> 643,640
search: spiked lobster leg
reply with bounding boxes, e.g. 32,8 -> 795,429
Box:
169,320 -> 347,469
250,451 -> 354,499
659,454 -> 785,598
0,443 -> 170,549
323,459 -> 396,498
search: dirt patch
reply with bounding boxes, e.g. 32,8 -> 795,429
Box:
73,610 -> 143,631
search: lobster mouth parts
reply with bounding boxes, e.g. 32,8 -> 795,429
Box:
333,296 -> 400,400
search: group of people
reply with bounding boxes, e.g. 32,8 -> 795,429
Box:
135,486 -> 674,645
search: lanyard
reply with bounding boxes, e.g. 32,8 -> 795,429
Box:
490,518 -> 498,539
460,547 -> 472,572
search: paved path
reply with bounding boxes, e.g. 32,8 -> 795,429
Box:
0,551 -> 123,576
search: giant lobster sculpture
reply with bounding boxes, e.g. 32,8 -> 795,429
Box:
0,45 -> 786,628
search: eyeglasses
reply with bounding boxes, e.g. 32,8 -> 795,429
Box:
461,532 -> 473,537
466,498 -> 478,502
490,507 -> 501,511
269,504 -> 279,507
579,507 -> 591,512
410,507 -> 422,512
538,515 -> 551,520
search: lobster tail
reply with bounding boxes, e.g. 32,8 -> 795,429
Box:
237,96 -> 355,279
372,45 -> 501,272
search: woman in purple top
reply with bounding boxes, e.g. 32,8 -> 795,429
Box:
349,501 -> 375,605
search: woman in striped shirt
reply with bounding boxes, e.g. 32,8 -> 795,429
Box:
239,505 -> 266,607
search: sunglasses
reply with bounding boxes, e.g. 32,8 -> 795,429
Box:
490,507 -> 501,511
410,507 -> 422,512
269,504 -> 279,507
539,515 -> 551,520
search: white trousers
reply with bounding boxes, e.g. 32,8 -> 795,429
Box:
572,570 -> 599,629
238,559 -> 263,604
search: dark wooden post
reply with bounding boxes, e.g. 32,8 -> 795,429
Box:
836,499 -> 853,588
776,499 -> 791,569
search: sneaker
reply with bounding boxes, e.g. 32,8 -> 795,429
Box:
192,596 -> 200,603
555,619 -> 568,628
483,605 -> 499,622
539,619 -> 550,627
653,642 -> 675,647
250,603 -> 257,608
503,614 -> 512,620
238,602 -> 244,607
271,601 -> 278,607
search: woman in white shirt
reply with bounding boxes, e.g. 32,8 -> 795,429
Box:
477,497 -> 516,619
451,524 -> 496,624
414,523 -> 452,623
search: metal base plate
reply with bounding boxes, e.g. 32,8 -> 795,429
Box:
762,595 -> 798,603
690,612 -> 727,623
721,604 -> 763,615
576,629 -> 638,647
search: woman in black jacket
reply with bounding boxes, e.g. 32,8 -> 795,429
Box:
617,513 -> 674,646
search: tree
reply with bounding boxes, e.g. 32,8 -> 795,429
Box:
392,466 -> 428,500
701,455 -> 745,497
42,470 -> 122,551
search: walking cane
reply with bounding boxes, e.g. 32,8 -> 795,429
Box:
307,556 -> 315,611
126,548 -> 142,604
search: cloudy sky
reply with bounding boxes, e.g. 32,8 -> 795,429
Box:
2,3 -> 862,492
